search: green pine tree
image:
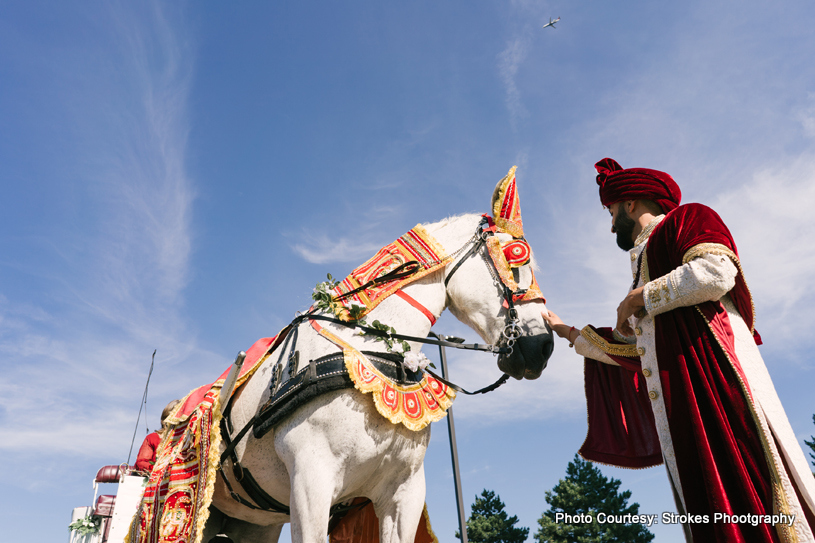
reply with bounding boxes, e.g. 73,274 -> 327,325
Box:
805,414 -> 815,476
534,455 -> 654,543
455,489 -> 529,543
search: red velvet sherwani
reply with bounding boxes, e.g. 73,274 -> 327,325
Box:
575,204 -> 815,542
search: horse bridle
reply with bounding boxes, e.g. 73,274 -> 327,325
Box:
443,216 -> 525,358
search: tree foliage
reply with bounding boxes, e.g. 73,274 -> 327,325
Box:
805,413 -> 815,476
534,454 -> 654,543
456,489 -> 529,543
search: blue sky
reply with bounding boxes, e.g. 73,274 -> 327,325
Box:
2,2 -> 815,542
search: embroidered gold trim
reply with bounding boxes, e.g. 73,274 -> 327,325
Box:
645,275 -> 673,312
695,307 -> 796,542
580,326 -> 640,358
683,243 -> 757,333
317,327 -> 455,432
126,386 -> 228,543
422,504 -> 440,543
331,224 -> 452,322
487,236 -> 519,291
682,242 -> 737,265
634,215 -> 665,247
493,166 -> 524,238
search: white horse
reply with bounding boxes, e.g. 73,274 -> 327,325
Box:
203,171 -> 553,543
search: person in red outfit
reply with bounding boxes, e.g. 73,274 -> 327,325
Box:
542,158 -> 815,542
134,399 -> 180,473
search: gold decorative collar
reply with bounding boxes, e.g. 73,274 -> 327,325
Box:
634,215 -> 665,247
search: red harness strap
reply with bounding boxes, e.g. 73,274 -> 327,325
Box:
395,290 -> 437,325
309,318 -> 323,332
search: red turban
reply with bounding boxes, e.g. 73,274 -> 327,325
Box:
595,158 -> 681,213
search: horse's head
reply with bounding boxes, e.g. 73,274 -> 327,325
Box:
439,167 -> 553,380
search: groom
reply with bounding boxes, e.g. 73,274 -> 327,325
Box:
543,158 -> 815,542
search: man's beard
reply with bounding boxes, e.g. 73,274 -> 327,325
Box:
614,207 -> 636,251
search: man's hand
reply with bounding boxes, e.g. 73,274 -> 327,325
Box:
616,286 -> 645,336
541,309 -> 578,343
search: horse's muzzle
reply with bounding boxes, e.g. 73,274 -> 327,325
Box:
497,332 -> 554,380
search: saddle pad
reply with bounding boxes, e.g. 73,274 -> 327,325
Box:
314,326 -> 456,431
253,351 -> 425,439
125,385 -> 221,543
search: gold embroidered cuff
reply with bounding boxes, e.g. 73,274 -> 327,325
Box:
580,326 -> 639,358
644,274 -> 673,314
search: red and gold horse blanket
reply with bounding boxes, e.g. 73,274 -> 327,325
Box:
125,334 -> 285,543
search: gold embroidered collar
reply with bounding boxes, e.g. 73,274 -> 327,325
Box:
634,215 -> 665,247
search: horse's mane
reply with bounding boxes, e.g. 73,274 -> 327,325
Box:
420,213 -> 478,234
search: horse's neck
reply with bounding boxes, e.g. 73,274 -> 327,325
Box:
301,269 -> 444,358
367,270 -> 446,349
302,214 -> 480,356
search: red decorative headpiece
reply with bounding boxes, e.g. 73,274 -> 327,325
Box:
488,166 -> 545,303
595,158 -> 681,213
492,166 -> 524,238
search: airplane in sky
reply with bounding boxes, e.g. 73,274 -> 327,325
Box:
542,17 -> 560,29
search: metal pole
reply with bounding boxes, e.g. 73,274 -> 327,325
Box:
430,332 -> 468,543
127,350 -> 156,466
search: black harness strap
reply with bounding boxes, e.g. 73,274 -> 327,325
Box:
219,414 -> 291,514
304,313 -> 509,354
444,235 -> 486,288
218,352 -> 425,515
424,367 -> 510,395
334,261 -> 423,301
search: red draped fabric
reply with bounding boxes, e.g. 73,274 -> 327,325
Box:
579,327 -> 662,469
329,501 -> 437,543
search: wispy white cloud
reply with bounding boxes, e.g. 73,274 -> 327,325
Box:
288,204 -> 407,264
713,154 -> 815,346
498,36 -> 529,129
291,234 -> 384,265
0,2 -> 212,465
798,93 -> 815,139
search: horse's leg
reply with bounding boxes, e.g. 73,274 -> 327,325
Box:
284,460 -> 337,543
275,427 -> 338,543
374,465 -> 427,543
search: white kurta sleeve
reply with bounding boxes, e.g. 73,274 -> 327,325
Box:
643,253 -> 738,317
573,335 -> 621,366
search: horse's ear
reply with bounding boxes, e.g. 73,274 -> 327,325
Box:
490,165 -> 524,238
